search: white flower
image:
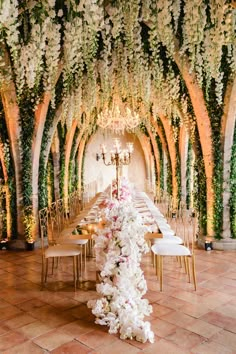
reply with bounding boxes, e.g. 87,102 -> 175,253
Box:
57,9 -> 63,17
87,182 -> 154,343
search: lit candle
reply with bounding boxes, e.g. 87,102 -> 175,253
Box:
127,142 -> 134,153
101,144 -> 106,154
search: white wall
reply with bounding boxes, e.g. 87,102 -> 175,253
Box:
83,129 -> 147,192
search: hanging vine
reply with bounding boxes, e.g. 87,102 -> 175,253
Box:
186,141 -> 192,209
230,124 -> 236,239
155,135 -> 164,190
68,127 -> 79,194
193,129 -> 207,235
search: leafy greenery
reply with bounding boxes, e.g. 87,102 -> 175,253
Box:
0,98 -> 17,238
186,141 -> 192,209
230,124 -> 236,238
38,75 -> 63,209
58,122 -> 67,198
155,135 -> 164,190
47,152 -> 55,205
68,127 -> 79,194
193,130 -> 207,235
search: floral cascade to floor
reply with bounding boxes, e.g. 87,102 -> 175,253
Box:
87,196 -> 155,343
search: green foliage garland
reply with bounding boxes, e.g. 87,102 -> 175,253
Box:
155,135 -> 164,190
186,141 -> 192,209
58,122 -> 67,198
47,152 -> 54,205
230,124 -> 236,239
38,75 -> 63,209
193,130 -> 207,235
68,127 -> 79,194
0,97 -> 17,238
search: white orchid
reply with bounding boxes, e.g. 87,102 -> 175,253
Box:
88,183 -> 154,344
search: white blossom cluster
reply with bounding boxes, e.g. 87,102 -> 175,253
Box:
0,0 -> 235,121
88,199 -> 155,343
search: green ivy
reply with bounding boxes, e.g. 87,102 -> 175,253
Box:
155,116 -> 172,195
0,97 -> 17,238
155,135 -> 164,190
68,127 -> 79,194
186,141 -> 192,209
193,130 -> 207,235
58,122 -> 67,198
230,124 -> 236,238
47,152 -> 55,205
38,75 -> 63,209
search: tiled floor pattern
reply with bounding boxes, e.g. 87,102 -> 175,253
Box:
0,248 -> 236,353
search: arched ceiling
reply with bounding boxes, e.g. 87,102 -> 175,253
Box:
0,0 -> 235,137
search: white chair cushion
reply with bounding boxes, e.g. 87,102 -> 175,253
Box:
45,245 -> 81,258
160,229 -> 175,236
151,236 -> 183,245
60,239 -> 89,245
151,244 -> 191,256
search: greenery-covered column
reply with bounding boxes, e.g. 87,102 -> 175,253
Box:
147,127 -> 161,196
175,56 -> 215,237
179,126 -> 188,202
63,120 -> 78,205
230,125 -> 236,239
222,77 -> 236,240
159,113 -> 179,209
1,84 -> 24,237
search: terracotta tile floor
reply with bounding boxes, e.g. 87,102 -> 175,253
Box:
0,248 -> 236,353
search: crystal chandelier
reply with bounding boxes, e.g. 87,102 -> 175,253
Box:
97,104 -> 140,134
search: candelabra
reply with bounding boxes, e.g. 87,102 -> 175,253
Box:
99,139 -> 134,199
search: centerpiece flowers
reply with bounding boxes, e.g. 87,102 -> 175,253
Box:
87,198 -> 154,343
112,177 -> 132,202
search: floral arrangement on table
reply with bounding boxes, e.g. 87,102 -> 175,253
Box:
112,177 -> 132,202
87,199 -> 154,343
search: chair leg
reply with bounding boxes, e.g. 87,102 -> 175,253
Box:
186,257 -> 191,283
45,258 -> 49,283
155,255 -> 158,276
76,255 -> 80,287
73,256 -> 77,291
84,244 -> 87,268
41,256 -> 45,290
51,257 -> 55,275
159,256 -> 163,292
152,250 -> 156,268
80,247 -> 83,273
192,255 -> 197,290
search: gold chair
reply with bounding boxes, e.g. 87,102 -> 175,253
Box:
39,208 -> 81,291
151,210 -> 197,291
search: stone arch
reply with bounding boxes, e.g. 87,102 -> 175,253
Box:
1,83 -> 23,236
146,127 -> 161,195
174,54 -> 214,236
32,92 -> 51,237
63,119 -> 78,204
136,132 -> 153,189
156,113 -> 178,208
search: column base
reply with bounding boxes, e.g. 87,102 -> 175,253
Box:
198,238 -> 236,250
8,239 -> 41,250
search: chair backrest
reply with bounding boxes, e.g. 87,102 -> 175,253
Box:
38,207 -> 49,252
182,210 -> 197,253
57,198 -> 67,230
48,201 -> 59,243
68,192 -> 77,220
